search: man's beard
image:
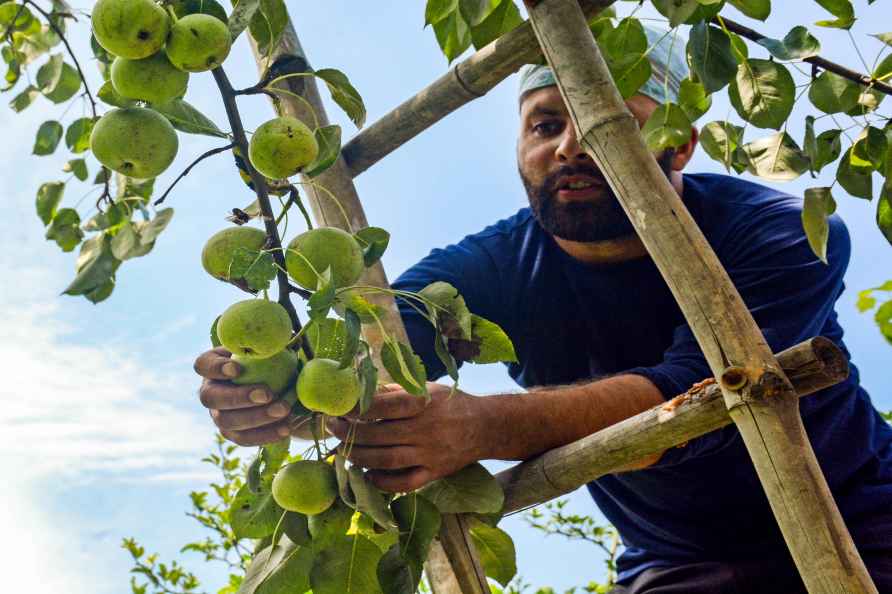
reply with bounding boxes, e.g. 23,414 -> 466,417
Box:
520,150 -> 675,242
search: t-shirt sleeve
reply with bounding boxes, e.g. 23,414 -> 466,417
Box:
623,198 -> 852,466
391,238 -> 500,382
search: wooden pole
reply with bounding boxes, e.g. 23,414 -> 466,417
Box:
245,20 -> 487,594
522,2 -> 876,592
342,0 -> 616,178
498,337 -> 848,513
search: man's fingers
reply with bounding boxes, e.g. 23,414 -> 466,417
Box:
326,417 -> 413,446
200,378 -> 273,410
366,467 -> 434,493
194,347 -> 241,381
343,444 -> 419,471
221,418 -> 292,447
357,389 -> 428,421
212,399 -> 292,432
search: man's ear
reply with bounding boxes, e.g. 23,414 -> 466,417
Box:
671,126 -> 699,171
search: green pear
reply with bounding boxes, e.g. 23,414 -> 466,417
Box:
272,461 -> 338,515
166,14 -> 232,73
217,299 -> 293,359
91,0 -> 170,59
201,226 -> 268,281
231,349 -> 299,395
308,498 -> 354,545
248,116 -> 318,180
296,358 -> 362,417
90,107 -> 179,178
285,227 -> 364,290
111,52 -> 189,104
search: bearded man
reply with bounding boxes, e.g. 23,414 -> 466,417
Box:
194,27 -> 892,594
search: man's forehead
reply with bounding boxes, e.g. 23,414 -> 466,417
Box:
519,87 -> 566,118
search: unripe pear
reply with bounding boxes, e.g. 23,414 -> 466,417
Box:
249,116 -> 318,180
232,349 -> 299,395
308,498 -> 354,545
285,227 -> 364,290
217,299 -> 292,359
297,358 -> 362,417
166,14 -> 232,73
272,460 -> 338,516
111,52 -> 189,104
201,226 -> 268,281
91,0 -> 170,59
90,107 -> 179,178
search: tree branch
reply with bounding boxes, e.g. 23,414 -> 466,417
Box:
154,143 -> 235,205
211,66 -> 313,358
717,15 -> 892,96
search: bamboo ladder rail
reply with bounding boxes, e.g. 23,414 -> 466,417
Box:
522,1 -> 877,593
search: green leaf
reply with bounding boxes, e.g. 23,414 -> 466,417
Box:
63,158 -> 89,181
873,299 -> 892,344
152,99 -> 227,137
728,0 -> 771,20
0,3 -> 37,32
380,341 -> 428,397
358,353 -> 378,415
229,247 -> 277,291
379,494 -> 442,594
111,222 -> 142,260
687,23 -> 737,93
348,465 -> 397,531
459,0 -> 497,27
45,207 -> 83,252
469,314 -> 516,363
304,125 -> 341,178
65,117 -> 95,154
229,483 -> 284,539
211,315 -> 222,347
852,126 -> 887,171
699,121 -> 744,171
229,0 -> 261,41
355,227 -> 390,268
36,53 -> 63,93
837,147 -> 873,200
239,538 -> 314,594
171,0 -> 228,22
469,0 -> 522,49
43,62 -> 80,103
600,17 -> 651,99
434,331 -> 459,381
97,79 -> 137,108
811,129 -> 843,173
335,454 -> 355,508
755,26 -> 821,60
425,0 -> 458,26
282,511 -> 311,547
651,0 -> 700,27
808,70 -> 861,114
877,189 -> 892,246
814,0 -> 855,29
871,32 -> 892,48
10,85 -> 40,112
139,207 -> 174,244
376,546 -> 416,594
729,59 -> 795,129
310,535 -> 384,594
742,132 -> 810,181
33,120 -> 63,155
249,0 -> 288,57
468,519 -> 516,587
802,187 -> 837,263
432,10 -> 472,64
677,78 -> 711,121
419,281 -> 472,339
338,309 -> 361,369
64,234 -> 120,297
419,463 -> 504,514
641,102 -> 693,152
314,68 -> 367,128
308,269 -> 336,320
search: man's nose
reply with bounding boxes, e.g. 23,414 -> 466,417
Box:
555,127 -> 592,163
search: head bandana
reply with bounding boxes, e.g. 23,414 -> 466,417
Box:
518,25 -> 689,105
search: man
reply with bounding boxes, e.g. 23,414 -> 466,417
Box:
194,27 -> 892,594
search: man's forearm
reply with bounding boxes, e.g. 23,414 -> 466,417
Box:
478,374 -> 666,463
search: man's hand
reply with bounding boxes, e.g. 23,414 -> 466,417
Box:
194,347 -> 293,446
326,383 -> 490,493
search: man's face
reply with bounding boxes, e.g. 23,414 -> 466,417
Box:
517,86 -> 673,242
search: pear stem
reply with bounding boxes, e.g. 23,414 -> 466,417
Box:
212,66 -> 313,358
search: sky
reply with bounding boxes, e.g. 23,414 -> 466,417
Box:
0,1 -> 890,593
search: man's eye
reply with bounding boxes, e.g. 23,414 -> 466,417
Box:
532,121 -> 562,136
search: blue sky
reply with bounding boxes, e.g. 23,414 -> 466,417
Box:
1,1 -> 890,593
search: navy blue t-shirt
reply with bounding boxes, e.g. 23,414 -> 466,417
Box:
392,173 -> 892,582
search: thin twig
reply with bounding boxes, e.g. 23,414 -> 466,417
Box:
212,66 -> 314,359
154,143 -> 235,205
718,15 -> 892,96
